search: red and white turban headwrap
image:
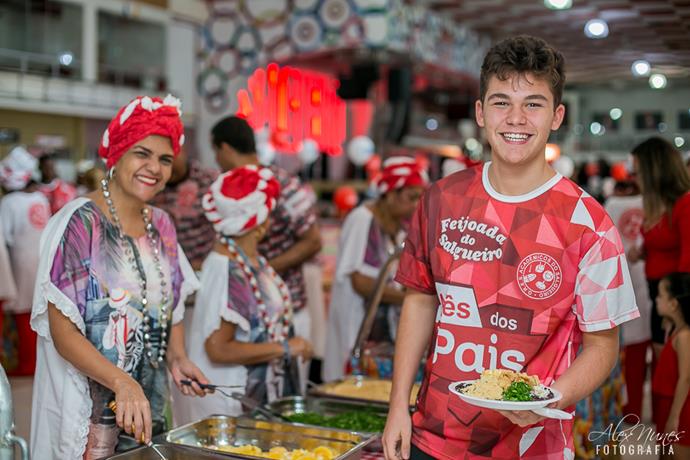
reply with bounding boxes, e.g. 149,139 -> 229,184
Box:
202,165 -> 281,237
0,146 -> 37,191
98,94 -> 185,170
372,156 -> 429,195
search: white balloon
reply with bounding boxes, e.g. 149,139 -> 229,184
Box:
299,138 -> 320,165
257,141 -> 276,165
347,135 -> 375,166
457,119 -> 476,139
255,127 -> 270,143
552,155 -> 574,178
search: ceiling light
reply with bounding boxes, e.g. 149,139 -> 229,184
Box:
58,52 -> 73,66
649,73 -> 667,89
584,19 -> 609,39
425,118 -> 438,131
631,60 -> 651,77
590,122 -> 603,135
609,108 -> 622,120
675,137 -> 685,148
544,0 -> 572,10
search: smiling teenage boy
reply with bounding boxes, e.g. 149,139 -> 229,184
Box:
382,35 -> 639,460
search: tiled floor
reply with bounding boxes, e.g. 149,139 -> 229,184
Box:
9,377 -> 661,459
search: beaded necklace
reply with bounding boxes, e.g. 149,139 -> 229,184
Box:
101,178 -> 170,368
221,236 -> 292,342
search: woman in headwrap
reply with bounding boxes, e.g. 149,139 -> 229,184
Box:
29,95 -> 209,460
323,156 -> 428,382
175,165 -> 313,423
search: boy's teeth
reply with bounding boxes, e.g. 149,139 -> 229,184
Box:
503,133 -> 529,141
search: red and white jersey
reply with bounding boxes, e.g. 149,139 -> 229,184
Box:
0,191 -> 50,313
395,163 -> 638,460
604,195 -> 651,346
40,178 -> 77,214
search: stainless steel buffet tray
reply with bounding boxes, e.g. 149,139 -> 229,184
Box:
256,396 -> 388,452
262,395 -> 389,419
164,415 -> 374,460
308,376 -> 419,407
105,443 -> 229,459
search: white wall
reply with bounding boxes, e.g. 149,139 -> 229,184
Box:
167,20 -> 198,118
571,83 -> 690,159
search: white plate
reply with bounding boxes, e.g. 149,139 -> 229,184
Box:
448,380 -> 562,411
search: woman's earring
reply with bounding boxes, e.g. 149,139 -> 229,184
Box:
107,167 -> 116,181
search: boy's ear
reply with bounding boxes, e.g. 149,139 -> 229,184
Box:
475,99 -> 485,128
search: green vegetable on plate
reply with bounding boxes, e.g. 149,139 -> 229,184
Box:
502,381 -> 532,401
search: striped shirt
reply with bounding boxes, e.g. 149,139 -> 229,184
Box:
258,166 -> 318,312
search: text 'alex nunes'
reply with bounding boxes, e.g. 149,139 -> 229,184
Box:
439,217 -> 507,261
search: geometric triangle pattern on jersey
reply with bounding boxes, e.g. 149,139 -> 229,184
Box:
571,197 -> 595,231
396,164 -> 639,460
536,215 -> 563,249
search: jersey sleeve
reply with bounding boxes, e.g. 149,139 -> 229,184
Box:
0,198 -> 14,246
395,189 -> 435,294
573,223 -> 640,332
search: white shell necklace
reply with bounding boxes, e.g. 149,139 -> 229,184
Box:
101,178 -> 170,368
221,236 -> 292,342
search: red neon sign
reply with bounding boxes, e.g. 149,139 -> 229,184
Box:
236,63 -> 346,155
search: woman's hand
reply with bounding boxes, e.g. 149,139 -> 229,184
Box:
288,336 -> 313,360
169,356 -> 210,397
112,375 -> 152,444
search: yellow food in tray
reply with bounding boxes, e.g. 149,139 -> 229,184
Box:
322,378 -> 420,405
213,444 -> 336,460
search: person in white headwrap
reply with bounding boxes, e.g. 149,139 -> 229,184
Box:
323,156 -> 429,382
176,165 -> 313,424
0,146 -> 51,376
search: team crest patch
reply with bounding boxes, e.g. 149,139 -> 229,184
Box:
516,253 -> 562,299
28,202 -> 49,229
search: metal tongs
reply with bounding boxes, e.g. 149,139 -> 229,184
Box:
180,379 -> 244,397
181,379 -> 291,422
108,401 -> 167,460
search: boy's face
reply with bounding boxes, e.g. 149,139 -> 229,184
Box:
475,72 -> 565,169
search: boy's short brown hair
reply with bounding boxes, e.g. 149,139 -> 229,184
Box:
479,35 -> 566,108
